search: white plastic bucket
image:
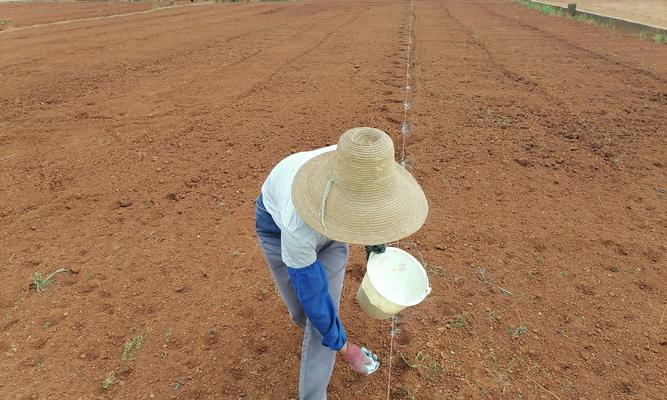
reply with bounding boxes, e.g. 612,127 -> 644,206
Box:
356,247 -> 431,320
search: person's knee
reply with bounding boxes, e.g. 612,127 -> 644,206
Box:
294,318 -> 307,330
290,311 -> 307,329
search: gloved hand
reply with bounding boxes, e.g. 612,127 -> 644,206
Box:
342,343 -> 380,375
365,244 -> 386,260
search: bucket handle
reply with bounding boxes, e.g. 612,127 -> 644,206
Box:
389,241 -> 433,301
388,241 -> 427,267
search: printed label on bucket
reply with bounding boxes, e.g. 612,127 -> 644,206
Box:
393,263 -> 407,273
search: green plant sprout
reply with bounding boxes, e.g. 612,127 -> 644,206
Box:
448,313 -> 467,328
400,351 -> 443,381
510,325 -> 529,337
122,335 -> 144,360
29,268 -> 71,292
102,372 -> 115,390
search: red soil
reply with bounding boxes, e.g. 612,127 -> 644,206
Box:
1,0 -> 665,399
0,1 -> 155,28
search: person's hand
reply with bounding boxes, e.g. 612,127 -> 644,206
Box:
340,343 -> 379,375
365,244 -> 386,260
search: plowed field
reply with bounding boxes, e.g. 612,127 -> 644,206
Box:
1,1 -> 665,399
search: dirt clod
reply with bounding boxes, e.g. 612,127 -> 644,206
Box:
515,158 -> 531,167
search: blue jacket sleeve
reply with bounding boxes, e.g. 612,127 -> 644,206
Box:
287,261 -> 347,350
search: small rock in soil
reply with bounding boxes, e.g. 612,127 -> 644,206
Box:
118,199 -> 132,208
166,193 -> 181,201
515,158 -> 531,167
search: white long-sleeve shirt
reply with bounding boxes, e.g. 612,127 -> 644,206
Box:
260,145 -> 337,268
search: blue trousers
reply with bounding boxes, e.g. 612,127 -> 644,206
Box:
255,198 -> 349,400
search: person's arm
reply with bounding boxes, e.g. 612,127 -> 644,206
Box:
281,229 -> 346,350
287,261 -> 379,374
286,260 -> 346,350
282,230 -> 379,374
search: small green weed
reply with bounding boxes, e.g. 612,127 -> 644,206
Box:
654,33 -> 667,44
497,116 -> 514,128
30,274 -> 53,292
401,351 -> 427,369
514,0 -> 563,16
400,351 -> 443,381
164,328 -> 173,344
29,268 -> 71,292
122,335 -> 144,360
509,325 -> 529,337
426,262 -> 448,277
499,287 -> 513,296
478,267 -> 514,296
429,360 -> 444,376
478,267 -> 492,286
487,310 -> 498,323
151,1 -> 172,9
570,13 -> 611,27
102,372 -> 115,390
516,0 -> 667,40
0,19 -> 13,29
448,313 -> 467,328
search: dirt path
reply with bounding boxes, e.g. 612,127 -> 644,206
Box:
0,1 -> 665,399
0,1 -> 155,28
0,2 -> 210,34
549,0 -> 667,27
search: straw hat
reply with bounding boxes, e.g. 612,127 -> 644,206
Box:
292,127 -> 428,245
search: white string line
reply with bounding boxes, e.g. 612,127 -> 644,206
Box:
388,3 -> 415,399
386,315 -> 396,400
399,0 -> 415,165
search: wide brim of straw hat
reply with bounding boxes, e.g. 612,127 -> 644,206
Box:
292,151 -> 428,245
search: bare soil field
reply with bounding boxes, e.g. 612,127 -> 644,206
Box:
1,0 -> 665,399
0,1 -> 155,28
549,0 -> 667,27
